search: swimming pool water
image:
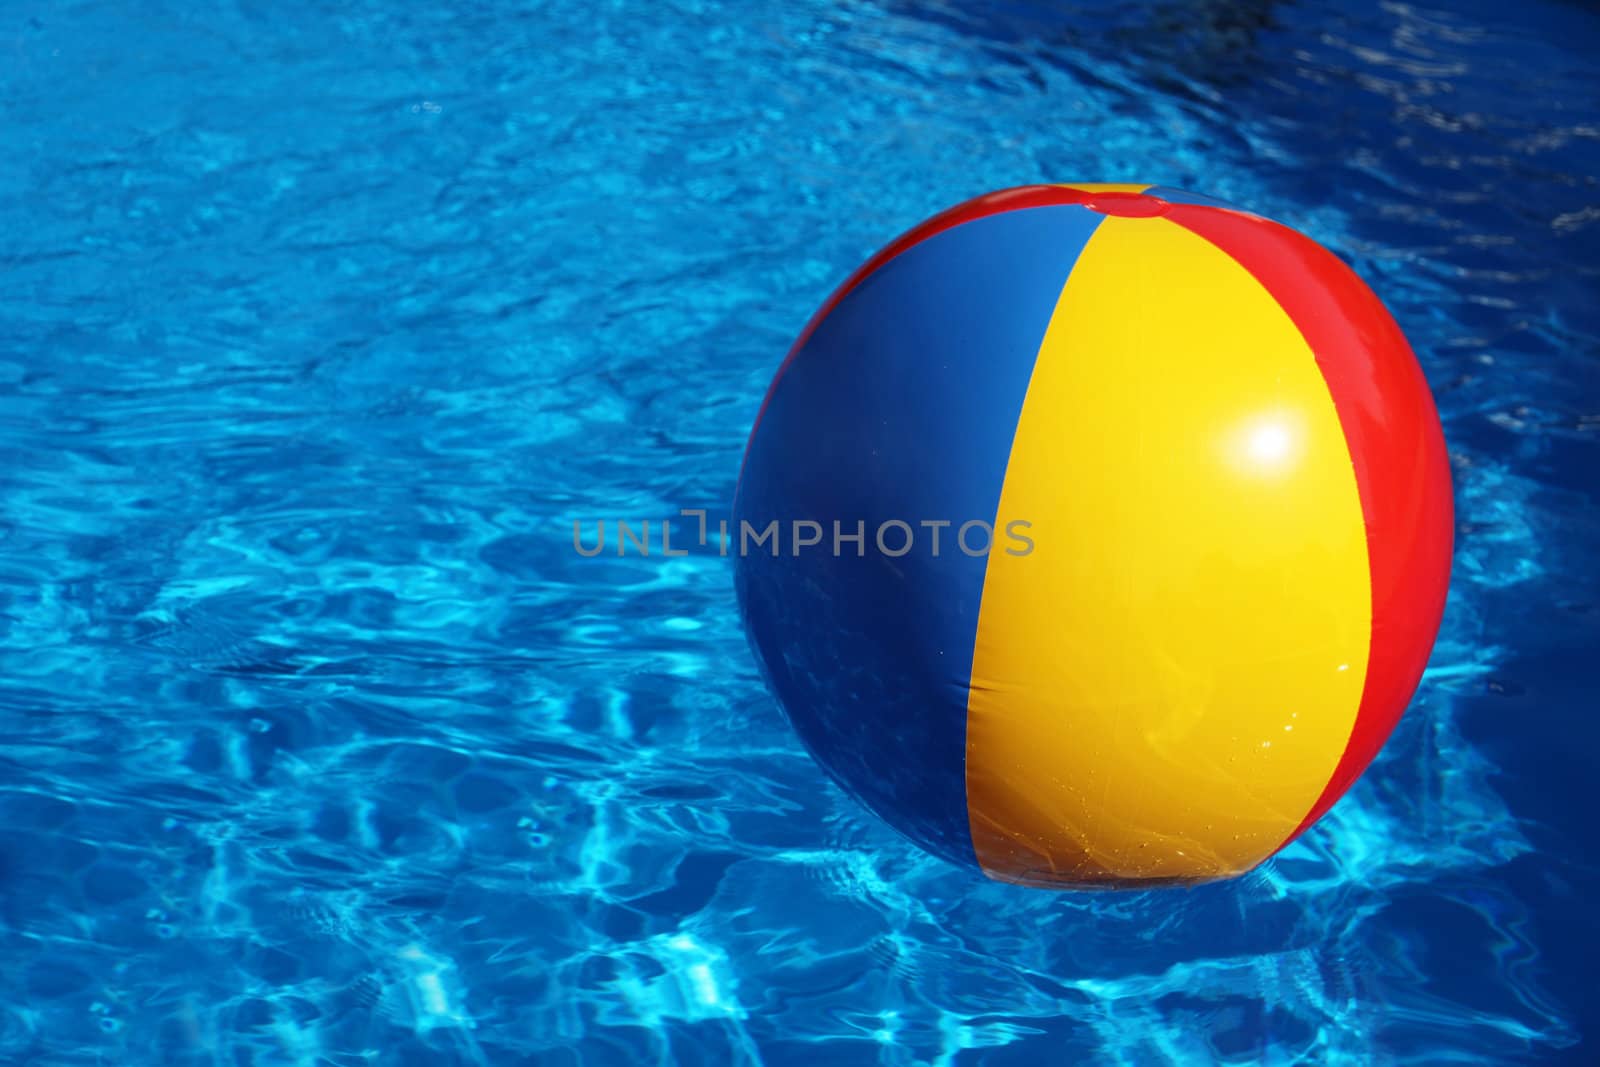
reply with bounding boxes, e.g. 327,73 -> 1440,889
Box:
2,1 -> 1597,1063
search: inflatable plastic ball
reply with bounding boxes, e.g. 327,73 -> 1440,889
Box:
733,183 -> 1454,889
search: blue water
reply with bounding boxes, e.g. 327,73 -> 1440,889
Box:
2,0 -> 1597,1063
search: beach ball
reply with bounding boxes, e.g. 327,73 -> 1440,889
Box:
733,184 -> 1453,889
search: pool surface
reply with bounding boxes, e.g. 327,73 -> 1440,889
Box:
2,1 -> 1597,1063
